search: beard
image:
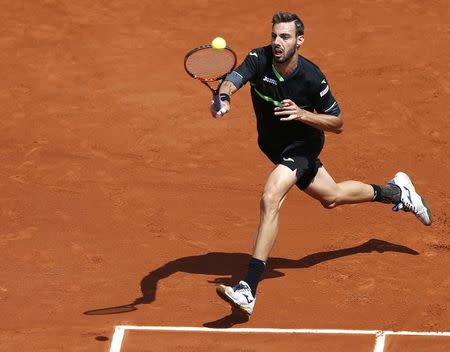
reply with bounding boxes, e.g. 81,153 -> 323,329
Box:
272,45 -> 297,64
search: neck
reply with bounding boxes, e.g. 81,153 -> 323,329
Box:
273,52 -> 299,77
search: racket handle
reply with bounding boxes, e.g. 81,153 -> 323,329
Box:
213,93 -> 221,112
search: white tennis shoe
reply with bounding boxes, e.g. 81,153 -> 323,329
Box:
216,281 -> 256,315
389,172 -> 432,226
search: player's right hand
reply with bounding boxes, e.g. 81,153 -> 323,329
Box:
210,100 -> 230,119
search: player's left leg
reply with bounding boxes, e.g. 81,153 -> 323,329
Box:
303,166 -> 376,207
304,166 -> 432,225
388,171 -> 432,225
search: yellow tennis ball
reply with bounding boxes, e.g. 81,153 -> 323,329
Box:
211,37 -> 227,50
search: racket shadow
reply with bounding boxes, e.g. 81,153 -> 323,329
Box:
83,238 -> 418,318
83,304 -> 137,315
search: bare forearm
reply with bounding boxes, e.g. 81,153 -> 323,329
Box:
298,111 -> 344,134
274,99 -> 344,133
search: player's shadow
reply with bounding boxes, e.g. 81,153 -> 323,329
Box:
83,238 -> 418,327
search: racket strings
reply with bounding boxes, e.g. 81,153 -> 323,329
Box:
185,48 -> 236,81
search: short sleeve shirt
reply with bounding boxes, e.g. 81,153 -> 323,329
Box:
226,45 -> 340,148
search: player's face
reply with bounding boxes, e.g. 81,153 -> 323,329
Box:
271,22 -> 303,63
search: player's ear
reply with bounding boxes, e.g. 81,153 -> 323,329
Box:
296,35 -> 304,49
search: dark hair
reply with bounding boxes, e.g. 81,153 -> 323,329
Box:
272,12 -> 304,36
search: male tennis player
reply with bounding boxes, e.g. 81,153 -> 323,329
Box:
211,12 -> 432,315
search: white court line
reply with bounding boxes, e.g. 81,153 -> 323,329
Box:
109,326 -> 450,352
385,331 -> 450,336
109,326 -> 125,352
117,326 -> 380,334
373,331 -> 386,352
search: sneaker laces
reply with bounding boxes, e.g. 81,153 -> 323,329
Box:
399,185 -> 418,213
410,205 -> 418,213
403,195 -> 421,213
393,202 -> 417,213
395,199 -> 418,213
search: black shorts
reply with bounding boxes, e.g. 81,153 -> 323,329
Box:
259,136 -> 324,190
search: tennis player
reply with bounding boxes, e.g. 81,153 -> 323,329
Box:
211,12 -> 432,315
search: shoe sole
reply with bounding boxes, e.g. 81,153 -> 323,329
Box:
418,195 -> 432,226
216,285 -> 252,315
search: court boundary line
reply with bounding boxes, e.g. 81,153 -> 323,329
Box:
109,325 -> 450,352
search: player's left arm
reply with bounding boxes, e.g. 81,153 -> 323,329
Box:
275,100 -> 343,134
274,75 -> 343,133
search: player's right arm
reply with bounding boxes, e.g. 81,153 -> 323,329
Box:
210,80 -> 238,118
211,48 -> 262,118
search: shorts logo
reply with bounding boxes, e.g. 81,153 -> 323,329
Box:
263,76 -> 278,86
320,85 -> 329,97
283,157 -> 294,162
249,52 -> 258,57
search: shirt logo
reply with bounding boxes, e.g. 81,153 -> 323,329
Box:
249,52 -> 258,57
263,76 -> 278,86
282,157 -> 294,162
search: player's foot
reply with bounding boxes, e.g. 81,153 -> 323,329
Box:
389,172 -> 432,226
216,280 -> 255,315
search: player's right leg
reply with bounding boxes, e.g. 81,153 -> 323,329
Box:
252,164 -> 298,261
216,164 -> 298,315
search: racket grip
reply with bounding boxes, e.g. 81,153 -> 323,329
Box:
213,93 -> 221,112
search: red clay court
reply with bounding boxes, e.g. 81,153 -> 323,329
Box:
0,1 -> 449,351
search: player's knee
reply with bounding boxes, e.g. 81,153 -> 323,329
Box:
320,199 -> 337,209
317,186 -> 342,209
260,190 -> 280,213
319,193 -> 339,209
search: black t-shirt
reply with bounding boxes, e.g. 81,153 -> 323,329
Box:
226,45 -> 340,149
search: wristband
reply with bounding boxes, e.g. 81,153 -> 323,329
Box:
219,93 -> 231,102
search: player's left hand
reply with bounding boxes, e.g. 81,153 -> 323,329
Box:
274,99 -> 308,121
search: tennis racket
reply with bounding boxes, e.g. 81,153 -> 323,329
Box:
184,44 -> 237,112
